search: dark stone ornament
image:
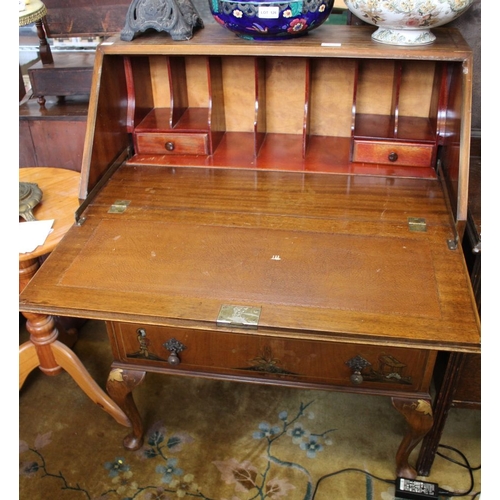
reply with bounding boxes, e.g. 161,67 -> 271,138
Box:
121,0 -> 204,42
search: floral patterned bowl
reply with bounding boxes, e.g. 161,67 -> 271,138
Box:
208,0 -> 335,40
344,0 -> 474,45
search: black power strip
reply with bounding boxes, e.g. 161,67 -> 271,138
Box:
395,477 -> 440,500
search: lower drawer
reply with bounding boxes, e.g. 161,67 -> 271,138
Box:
108,322 -> 436,393
135,132 -> 209,155
352,139 -> 435,167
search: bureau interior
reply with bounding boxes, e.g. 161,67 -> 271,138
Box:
140,55 -> 440,136
81,50 -> 465,212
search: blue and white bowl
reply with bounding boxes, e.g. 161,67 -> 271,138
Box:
208,0 -> 335,40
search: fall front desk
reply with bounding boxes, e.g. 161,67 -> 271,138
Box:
19,25 -> 480,479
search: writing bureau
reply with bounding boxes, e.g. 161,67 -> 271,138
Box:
19,24 -> 480,479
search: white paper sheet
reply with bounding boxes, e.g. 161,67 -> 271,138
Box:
19,220 -> 54,254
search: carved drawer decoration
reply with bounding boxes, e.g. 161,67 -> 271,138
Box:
108,323 -> 435,394
345,354 -> 412,385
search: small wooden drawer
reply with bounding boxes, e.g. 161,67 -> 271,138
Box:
108,322 -> 435,394
352,140 -> 435,167
135,132 -> 209,155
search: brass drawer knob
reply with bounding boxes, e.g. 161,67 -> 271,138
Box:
345,355 -> 371,385
388,151 -> 398,162
165,141 -> 175,151
163,338 -> 186,365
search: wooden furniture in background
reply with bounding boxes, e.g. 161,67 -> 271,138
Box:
28,53 -> 95,107
19,25 -> 480,479
25,0 -> 130,105
42,0 -> 130,36
19,0 -> 131,167
416,141 -> 481,475
19,167 -> 130,429
463,146 -> 481,313
19,0 -> 53,102
19,97 -> 89,171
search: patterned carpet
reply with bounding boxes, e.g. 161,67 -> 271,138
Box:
19,320 -> 480,499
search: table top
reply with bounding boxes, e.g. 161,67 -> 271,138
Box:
19,167 -> 80,261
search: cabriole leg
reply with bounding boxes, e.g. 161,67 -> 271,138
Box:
107,367 -> 147,451
392,397 -> 433,479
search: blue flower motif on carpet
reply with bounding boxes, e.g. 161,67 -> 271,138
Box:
155,458 -> 183,483
18,401 -> 411,500
104,457 -> 130,477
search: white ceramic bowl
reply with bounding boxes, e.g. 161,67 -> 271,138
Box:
344,0 -> 474,45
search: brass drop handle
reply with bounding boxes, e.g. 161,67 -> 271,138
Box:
163,338 -> 186,366
350,370 -> 364,384
345,355 -> 371,385
168,353 -> 180,365
388,151 -> 398,162
165,141 -> 175,151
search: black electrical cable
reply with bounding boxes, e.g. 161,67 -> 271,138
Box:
310,467 -> 395,499
435,444 -> 480,498
310,443 -> 481,499
437,444 -> 481,472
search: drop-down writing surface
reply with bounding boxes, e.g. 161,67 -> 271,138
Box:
20,165 -> 479,352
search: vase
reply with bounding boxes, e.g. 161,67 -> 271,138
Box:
344,0 -> 474,45
208,0 -> 335,40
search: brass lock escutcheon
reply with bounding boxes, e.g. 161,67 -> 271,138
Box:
163,338 -> 186,366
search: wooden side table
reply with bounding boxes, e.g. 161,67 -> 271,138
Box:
19,167 -> 130,428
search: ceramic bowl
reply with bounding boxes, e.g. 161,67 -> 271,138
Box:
208,0 -> 335,40
344,0 -> 474,45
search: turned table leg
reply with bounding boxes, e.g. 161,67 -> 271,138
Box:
19,257 -> 40,294
35,18 -> 54,65
22,312 -> 64,377
392,397 -> 434,479
107,367 -> 147,451
20,311 -> 130,428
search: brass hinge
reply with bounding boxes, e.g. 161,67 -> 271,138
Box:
108,200 -> 131,213
217,305 -> 261,329
407,217 -> 427,232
